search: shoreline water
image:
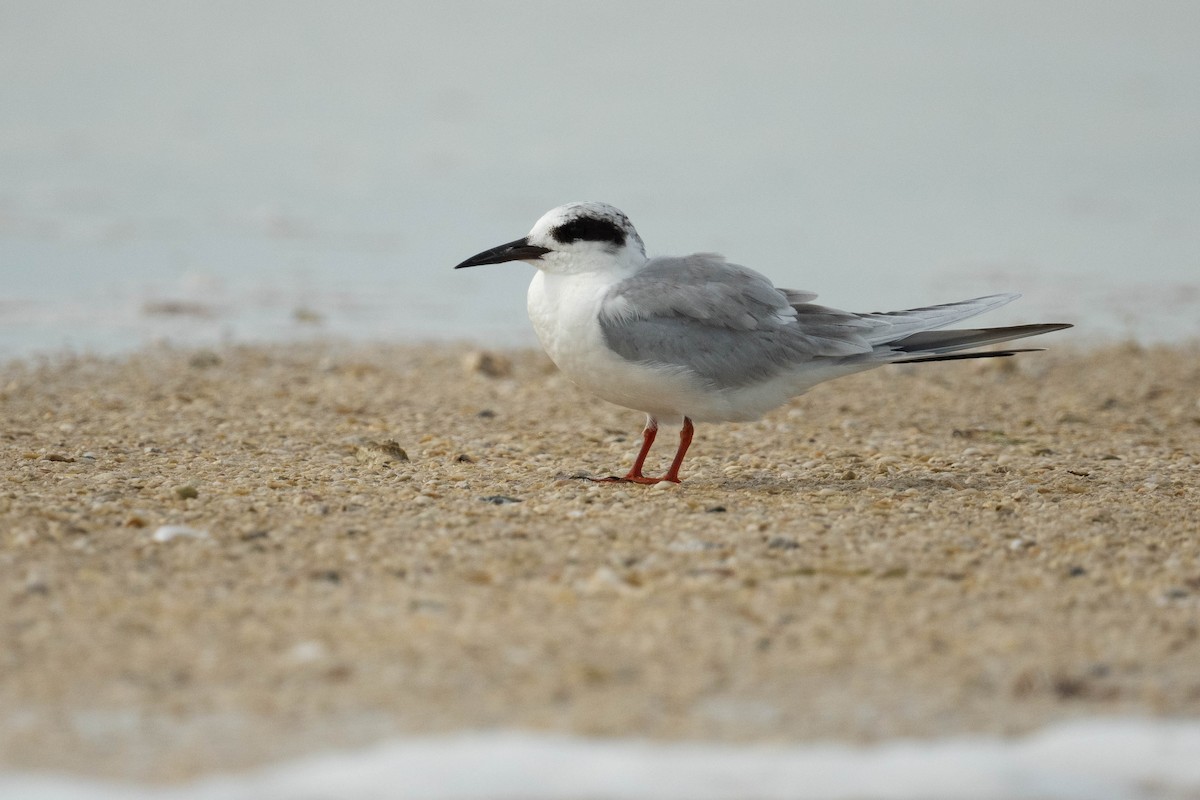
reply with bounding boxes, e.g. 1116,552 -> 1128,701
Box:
3,720 -> 1200,800
3,274 -> 1199,364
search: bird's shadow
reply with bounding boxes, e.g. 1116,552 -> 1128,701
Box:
700,470 -> 1018,496
561,464 -> 1030,498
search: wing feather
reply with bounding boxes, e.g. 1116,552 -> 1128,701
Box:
596,256 -> 1068,389
598,255 -> 873,388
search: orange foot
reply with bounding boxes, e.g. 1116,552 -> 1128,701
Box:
587,474 -> 680,485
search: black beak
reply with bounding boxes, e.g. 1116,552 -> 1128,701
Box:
453,237 -> 551,269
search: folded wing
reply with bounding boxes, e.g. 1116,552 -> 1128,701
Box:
599,254 -> 1070,390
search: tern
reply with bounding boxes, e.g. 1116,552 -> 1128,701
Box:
454,202 -> 1070,484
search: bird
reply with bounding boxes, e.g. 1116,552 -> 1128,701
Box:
454,202 -> 1071,484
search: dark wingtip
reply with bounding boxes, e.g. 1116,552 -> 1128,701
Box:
891,322 -> 1074,355
894,348 -> 1045,364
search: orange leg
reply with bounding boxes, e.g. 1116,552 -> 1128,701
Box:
624,417 -> 659,480
593,417 -> 659,483
593,417 -> 694,485
659,417 -> 694,484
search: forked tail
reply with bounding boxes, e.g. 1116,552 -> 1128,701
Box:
887,323 -> 1073,363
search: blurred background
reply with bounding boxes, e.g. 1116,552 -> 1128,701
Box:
1,0 -> 1197,358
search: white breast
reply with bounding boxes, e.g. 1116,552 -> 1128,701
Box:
526,271 -> 706,421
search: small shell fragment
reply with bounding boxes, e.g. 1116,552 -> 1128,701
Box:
152,525 -> 210,542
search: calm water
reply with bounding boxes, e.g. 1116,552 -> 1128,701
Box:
2,1 -> 1198,357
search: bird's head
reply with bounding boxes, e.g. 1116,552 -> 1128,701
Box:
454,202 -> 647,276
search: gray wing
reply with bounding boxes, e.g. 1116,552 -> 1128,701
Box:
598,255 -> 1065,390
598,254 -> 876,388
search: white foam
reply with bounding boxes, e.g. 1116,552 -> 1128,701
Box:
2,718 -> 1198,800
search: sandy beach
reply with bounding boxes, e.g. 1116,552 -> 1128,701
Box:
2,341 -> 1198,782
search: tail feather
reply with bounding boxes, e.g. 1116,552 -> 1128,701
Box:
893,348 -> 1044,364
889,323 -> 1073,356
857,293 -> 1020,344
809,292 -> 1071,367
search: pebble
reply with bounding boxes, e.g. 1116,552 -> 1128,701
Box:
462,351 -> 513,378
355,439 -> 409,464
284,640 -> 329,664
480,495 -> 522,505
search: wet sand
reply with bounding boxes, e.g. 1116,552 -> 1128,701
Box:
2,341 -> 1198,781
